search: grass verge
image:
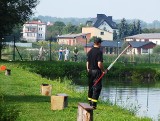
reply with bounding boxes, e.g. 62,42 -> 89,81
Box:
0,62 -> 151,121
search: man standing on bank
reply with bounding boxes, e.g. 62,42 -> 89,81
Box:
86,37 -> 105,109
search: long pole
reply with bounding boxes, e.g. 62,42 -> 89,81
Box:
93,45 -> 130,86
49,38 -> 52,61
13,36 -> 16,61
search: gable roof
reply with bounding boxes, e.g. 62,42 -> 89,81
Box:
128,41 -> 156,48
125,33 -> 160,39
87,14 -> 118,29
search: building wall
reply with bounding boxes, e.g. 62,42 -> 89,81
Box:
125,38 -> 160,45
58,33 -> 91,46
98,21 -> 113,33
126,45 -> 155,55
22,21 -> 46,42
82,27 -> 113,40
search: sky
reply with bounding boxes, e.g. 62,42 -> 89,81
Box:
34,0 -> 160,23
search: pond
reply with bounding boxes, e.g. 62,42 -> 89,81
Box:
75,78 -> 160,121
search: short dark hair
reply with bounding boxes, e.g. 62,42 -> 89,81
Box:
94,37 -> 103,43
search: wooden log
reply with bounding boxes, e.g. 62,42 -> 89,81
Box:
40,84 -> 52,96
5,69 -> 11,76
77,103 -> 94,121
51,93 -> 68,110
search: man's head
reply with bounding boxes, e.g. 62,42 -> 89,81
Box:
94,37 -> 103,46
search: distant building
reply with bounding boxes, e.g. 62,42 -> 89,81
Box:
22,21 -> 46,42
82,14 -> 118,40
85,40 -> 156,55
125,33 -> 160,45
57,33 -> 91,46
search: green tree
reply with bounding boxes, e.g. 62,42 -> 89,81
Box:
0,0 -> 39,59
130,21 -> 137,35
118,18 -> 129,40
63,23 -> 77,34
46,21 -> 66,40
113,30 -> 118,40
136,20 -> 142,34
153,45 -> 160,54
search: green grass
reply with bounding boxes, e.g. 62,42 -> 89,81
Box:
0,62 -> 151,121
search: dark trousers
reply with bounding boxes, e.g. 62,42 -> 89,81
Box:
74,54 -> 77,62
88,69 -> 102,102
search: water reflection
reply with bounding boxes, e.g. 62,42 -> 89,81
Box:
75,78 -> 160,121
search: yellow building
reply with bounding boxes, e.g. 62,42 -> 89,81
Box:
82,14 -> 118,40
82,27 -> 113,40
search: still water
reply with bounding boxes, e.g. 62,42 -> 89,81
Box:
76,78 -> 160,121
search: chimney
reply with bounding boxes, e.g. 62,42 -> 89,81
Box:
108,16 -> 112,21
97,14 -> 106,19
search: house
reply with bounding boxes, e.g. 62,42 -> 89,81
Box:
82,14 -> 118,40
84,40 -> 123,54
125,33 -> 160,45
57,33 -> 91,46
22,20 -> 46,42
84,40 -> 156,55
127,41 -> 156,55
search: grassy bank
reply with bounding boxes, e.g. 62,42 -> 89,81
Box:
0,62 -> 151,121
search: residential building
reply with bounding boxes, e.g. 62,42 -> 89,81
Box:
85,41 -> 156,55
22,21 -> 46,42
127,41 -> 156,55
57,33 -> 91,46
85,40 -> 123,54
82,14 -> 118,40
125,33 -> 160,45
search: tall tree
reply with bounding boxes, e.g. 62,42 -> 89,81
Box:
63,23 -> 77,34
136,20 -> 142,34
0,0 -> 39,59
113,30 -> 118,41
46,21 -> 66,40
118,18 -> 129,40
131,21 -> 137,35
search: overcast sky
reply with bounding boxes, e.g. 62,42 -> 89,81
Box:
34,0 -> 160,23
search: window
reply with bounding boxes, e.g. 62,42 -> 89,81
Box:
145,39 -> 149,42
39,34 -> 42,37
142,48 -> 148,53
39,28 -> 42,31
100,32 -> 104,35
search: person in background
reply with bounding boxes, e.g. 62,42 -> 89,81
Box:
73,46 -> 78,62
64,47 -> 70,61
86,37 -> 105,109
58,46 -> 63,60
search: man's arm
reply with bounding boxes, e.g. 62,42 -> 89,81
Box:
86,61 -> 89,72
98,61 -> 105,72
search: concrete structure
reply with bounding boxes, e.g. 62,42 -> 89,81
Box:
22,21 -> 46,42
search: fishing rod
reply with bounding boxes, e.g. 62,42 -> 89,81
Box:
93,45 -> 131,87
